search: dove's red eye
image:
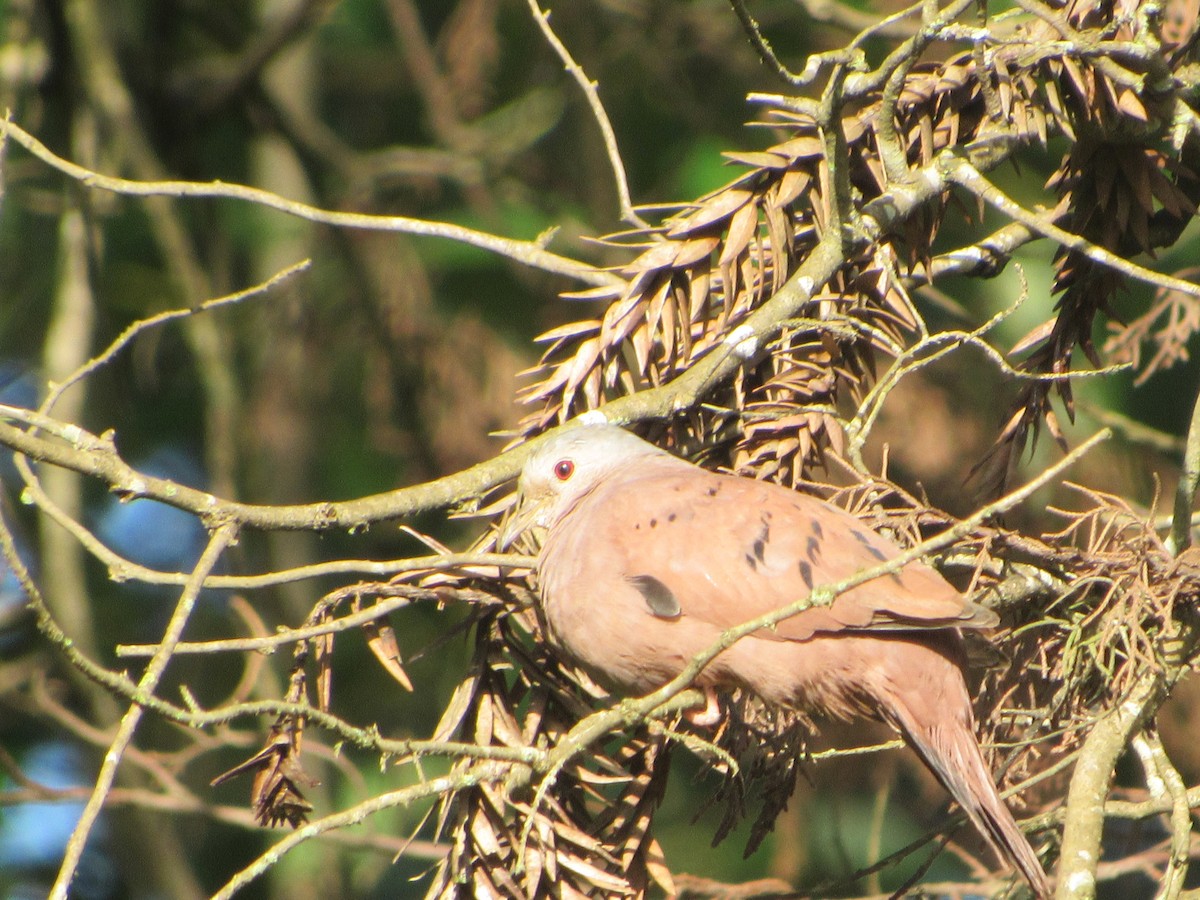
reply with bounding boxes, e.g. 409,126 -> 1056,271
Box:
554,459 -> 575,481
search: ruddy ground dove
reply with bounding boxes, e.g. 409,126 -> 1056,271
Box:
506,423 -> 1049,897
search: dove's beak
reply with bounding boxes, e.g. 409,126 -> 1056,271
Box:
496,494 -> 548,552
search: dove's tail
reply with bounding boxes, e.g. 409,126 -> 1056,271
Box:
876,637 -> 1051,899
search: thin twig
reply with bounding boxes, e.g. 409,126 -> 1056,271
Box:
114,582 -> 531,658
527,0 -> 648,228
944,155 -> 1200,303
7,443 -> 532,587
1142,732 -> 1191,900
0,118 -> 619,288
50,523 -> 239,899
210,762 -> 511,899
727,0 -> 805,87
41,259 -> 311,418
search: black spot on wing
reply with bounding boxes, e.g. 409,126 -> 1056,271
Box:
668,512 -> 677,522
628,574 -> 682,619
805,535 -> 821,561
797,560 -> 813,588
741,516 -> 773,572
750,518 -> 769,565
811,520 -> 824,539
852,529 -> 888,562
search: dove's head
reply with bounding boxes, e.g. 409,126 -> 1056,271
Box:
499,424 -> 669,546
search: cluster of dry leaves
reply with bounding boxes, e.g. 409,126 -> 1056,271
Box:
426,614 -> 677,898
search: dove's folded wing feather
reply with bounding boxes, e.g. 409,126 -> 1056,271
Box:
568,459 -> 993,641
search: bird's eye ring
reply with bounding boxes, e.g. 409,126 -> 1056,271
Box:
554,459 -> 574,481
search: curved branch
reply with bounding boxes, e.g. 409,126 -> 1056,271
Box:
527,0 -> 647,227
944,156 -> 1200,302
51,522 -> 239,899
0,119 -> 620,289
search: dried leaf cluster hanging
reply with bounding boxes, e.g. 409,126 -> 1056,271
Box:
973,5 -> 1200,496
426,614 -> 675,899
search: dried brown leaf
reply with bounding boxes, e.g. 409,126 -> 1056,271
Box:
1009,317 -> 1056,357
722,150 -> 790,169
666,189 -> 754,237
364,621 -> 414,692
533,319 -> 601,345
772,167 -> 812,209
717,199 -> 761,267
1116,87 -> 1149,122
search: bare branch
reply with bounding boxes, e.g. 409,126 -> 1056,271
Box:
527,0 -> 648,227
51,523 -> 239,899
0,119 -> 619,288
945,155 -> 1200,303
